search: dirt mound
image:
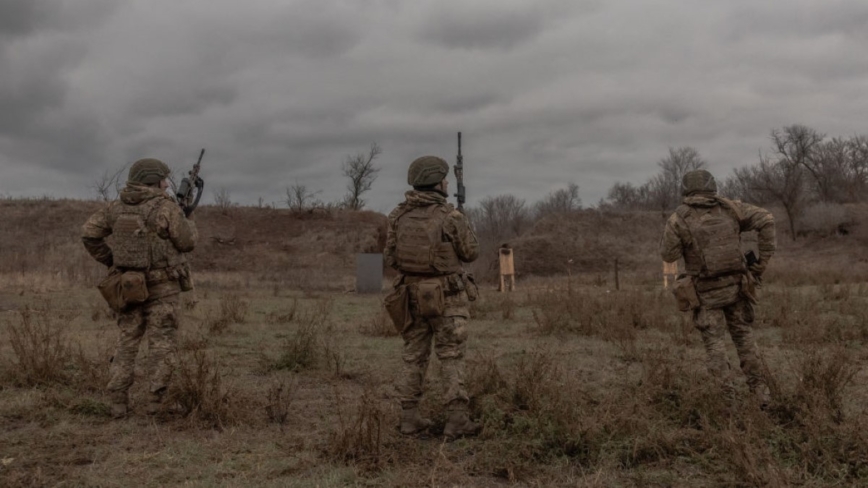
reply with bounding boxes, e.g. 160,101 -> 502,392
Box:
509,210 -> 667,276
0,199 -> 387,288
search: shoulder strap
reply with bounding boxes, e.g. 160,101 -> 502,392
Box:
714,197 -> 744,223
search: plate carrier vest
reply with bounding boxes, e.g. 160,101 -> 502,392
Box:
676,198 -> 745,279
393,204 -> 462,276
110,198 -> 187,271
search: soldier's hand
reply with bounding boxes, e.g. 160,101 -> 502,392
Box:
748,261 -> 766,277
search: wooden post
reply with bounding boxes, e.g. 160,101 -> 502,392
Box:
499,247 -> 516,292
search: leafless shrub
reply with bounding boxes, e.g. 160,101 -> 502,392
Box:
357,305 -> 398,337
220,294 -> 249,324
168,347 -> 236,428
265,298 -> 299,324
71,334 -> 113,392
322,326 -> 347,379
327,385 -> 390,471
285,181 -> 322,211
213,187 -> 234,215
271,299 -> 333,372
4,308 -> 72,386
799,202 -> 852,236
205,293 -> 249,334
265,378 -> 295,425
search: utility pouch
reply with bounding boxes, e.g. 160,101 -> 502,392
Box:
98,269 -> 126,312
121,271 -> 149,306
384,285 -> 411,333
464,273 -> 479,302
414,281 -> 445,318
177,263 -> 194,292
672,275 -> 700,312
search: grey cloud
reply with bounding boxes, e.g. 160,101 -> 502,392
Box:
418,8 -> 546,50
129,83 -> 238,118
4,0 -> 868,211
0,0 -> 47,39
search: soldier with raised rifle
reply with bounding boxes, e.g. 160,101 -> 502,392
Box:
82,155 -> 203,418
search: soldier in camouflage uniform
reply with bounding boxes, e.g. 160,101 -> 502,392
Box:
82,159 -> 198,418
661,170 -> 776,406
384,156 -> 481,438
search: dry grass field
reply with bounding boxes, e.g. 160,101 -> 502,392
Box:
2,199 -> 868,487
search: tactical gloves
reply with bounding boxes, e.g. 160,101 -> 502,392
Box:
748,260 -> 766,277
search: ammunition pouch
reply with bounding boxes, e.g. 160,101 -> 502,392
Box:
98,269 -> 150,313
410,280 -> 445,318
463,273 -> 479,302
672,275 -> 700,312
384,283 -> 412,333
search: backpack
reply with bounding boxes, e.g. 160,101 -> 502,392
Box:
676,199 -> 745,279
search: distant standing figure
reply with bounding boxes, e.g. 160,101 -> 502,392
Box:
82,158 -> 198,418
384,155 -> 481,438
660,169 -> 775,406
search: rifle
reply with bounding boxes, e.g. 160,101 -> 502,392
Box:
453,132 -> 465,212
176,148 -> 205,217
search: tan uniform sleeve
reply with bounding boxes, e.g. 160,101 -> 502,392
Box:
445,210 -> 479,263
734,201 -> 776,262
81,205 -> 114,267
660,213 -> 685,263
155,200 -> 198,253
384,208 -> 400,270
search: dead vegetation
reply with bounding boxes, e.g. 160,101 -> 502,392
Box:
3,200 -> 868,486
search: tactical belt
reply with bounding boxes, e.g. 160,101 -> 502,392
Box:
401,273 -> 463,297
146,269 -> 170,286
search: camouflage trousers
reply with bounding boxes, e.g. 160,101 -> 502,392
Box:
107,294 -> 180,403
694,299 -> 766,392
396,305 -> 469,409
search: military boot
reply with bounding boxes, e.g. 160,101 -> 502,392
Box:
399,407 -> 432,435
110,391 -> 129,419
145,391 -> 164,415
443,403 -> 481,439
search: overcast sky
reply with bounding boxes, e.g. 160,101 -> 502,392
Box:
2,0 -> 867,212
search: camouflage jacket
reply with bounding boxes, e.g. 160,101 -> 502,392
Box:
81,183 -> 198,269
384,190 -> 479,272
661,194 -> 775,306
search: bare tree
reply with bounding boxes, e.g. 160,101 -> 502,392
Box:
341,142 -> 382,210
214,187 -> 233,215
90,165 -> 128,201
285,181 -> 322,211
810,137 -> 851,203
735,154 -> 807,241
466,194 -> 532,242
606,182 -> 641,209
534,182 -> 582,218
656,146 -> 707,210
603,146 -> 705,212
846,135 -> 868,201
771,125 -> 827,201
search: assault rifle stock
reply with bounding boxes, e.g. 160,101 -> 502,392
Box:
176,148 -> 205,217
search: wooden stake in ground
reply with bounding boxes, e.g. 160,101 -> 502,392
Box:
498,246 -> 516,292
662,261 -> 678,289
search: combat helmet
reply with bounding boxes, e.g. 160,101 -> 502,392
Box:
681,169 -> 717,196
128,158 -> 170,186
408,156 -> 449,188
